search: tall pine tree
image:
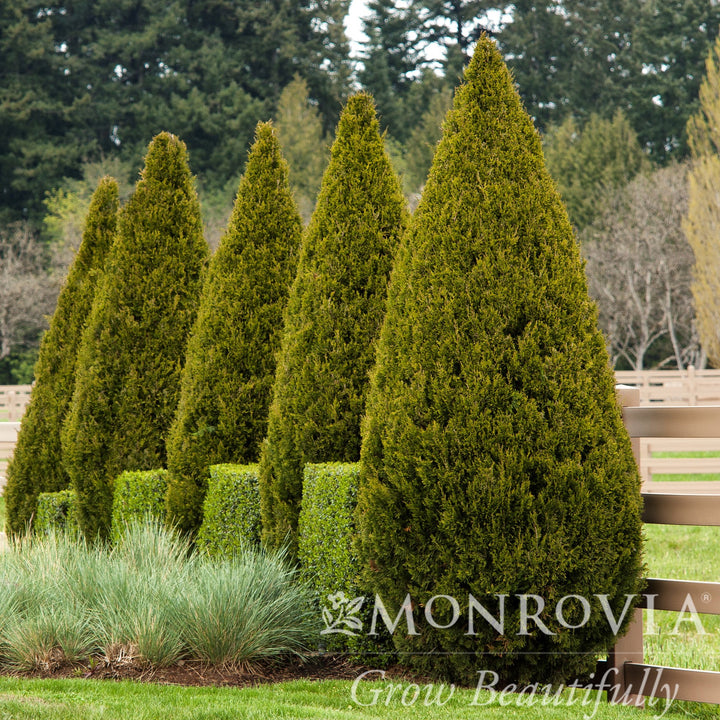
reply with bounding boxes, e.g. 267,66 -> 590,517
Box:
62,133 -> 208,541
259,93 -> 408,556
165,122 -> 302,535
5,177 -> 118,537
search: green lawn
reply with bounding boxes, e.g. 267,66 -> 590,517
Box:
0,675 -> 692,720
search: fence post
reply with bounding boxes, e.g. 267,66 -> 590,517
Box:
607,384 -> 645,707
688,365 -> 696,406
616,385 -> 645,484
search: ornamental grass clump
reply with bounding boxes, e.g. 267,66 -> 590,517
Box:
62,133 -> 208,541
356,37 -> 644,685
166,122 -> 301,536
259,93 -> 408,556
0,521 -> 317,670
5,178 -> 118,538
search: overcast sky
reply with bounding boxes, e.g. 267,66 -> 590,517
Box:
345,0 -> 370,56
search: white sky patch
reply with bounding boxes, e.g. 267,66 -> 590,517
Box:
345,0 -> 370,58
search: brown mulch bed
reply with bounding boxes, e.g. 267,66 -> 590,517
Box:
9,653 -> 429,689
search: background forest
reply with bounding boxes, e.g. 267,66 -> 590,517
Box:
2,0 -> 718,381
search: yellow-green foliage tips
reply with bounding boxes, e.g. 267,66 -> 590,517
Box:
111,469 -> 168,542
356,38 -> 644,685
62,133 -> 209,542
165,122 -> 301,535
196,464 -> 261,557
259,93 -> 408,556
34,490 -> 80,535
5,178 -> 118,538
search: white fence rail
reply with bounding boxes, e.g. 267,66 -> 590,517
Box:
0,386 -> 32,422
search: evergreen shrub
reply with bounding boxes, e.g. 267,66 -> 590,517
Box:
356,37 -> 644,685
259,93 -> 408,556
5,178 -> 118,537
298,463 -> 359,651
298,462 -> 395,659
111,469 -> 168,541
196,465 -> 261,557
165,122 -> 301,535
62,133 -> 208,541
35,490 -> 79,535
298,463 -> 359,608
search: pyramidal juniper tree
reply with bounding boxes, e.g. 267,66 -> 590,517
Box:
5,177 -> 119,538
259,93 -> 408,556
62,133 -> 208,541
356,37 -> 644,685
165,122 -> 302,536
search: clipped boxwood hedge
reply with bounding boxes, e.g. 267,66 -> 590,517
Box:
196,464 -> 261,557
298,463 -> 360,609
111,469 -> 168,540
35,490 -> 80,535
298,462 -> 394,659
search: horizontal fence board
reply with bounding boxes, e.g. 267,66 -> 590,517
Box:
638,578 -> 720,614
0,423 -> 20,442
641,492 -> 720,525
645,438 -> 720,452
0,386 -> 32,421
623,406 -> 720,438
644,458 -> 720,474
643,480 -> 720,493
624,663 -> 720,704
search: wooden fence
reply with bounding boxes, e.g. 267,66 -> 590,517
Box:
0,386 -> 32,422
601,386 -> 720,706
0,422 -> 20,486
615,367 -> 720,406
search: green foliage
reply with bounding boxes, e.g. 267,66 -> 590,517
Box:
356,38 -> 644,685
0,0 -> 352,227
297,462 -> 391,657
358,0 -> 423,143
196,464 -> 261,557
543,111 -> 651,231
404,85 -> 453,193
0,349 -> 38,385
165,123 -> 301,535
62,133 -> 208,542
111,469 -> 168,541
298,463 -> 360,611
259,93 -> 408,556
4,178 -> 118,538
275,76 -> 329,223
34,490 -> 79,536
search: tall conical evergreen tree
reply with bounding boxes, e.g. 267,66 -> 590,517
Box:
62,133 -> 208,541
5,177 -> 118,537
259,93 -> 408,556
357,38 -> 644,684
165,122 -> 302,536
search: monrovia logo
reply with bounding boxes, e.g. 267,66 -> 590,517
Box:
320,592 -> 365,636
320,591 -> 709,638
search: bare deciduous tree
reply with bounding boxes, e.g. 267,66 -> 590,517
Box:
0,224 -> 59,362
582,163 -> 701,370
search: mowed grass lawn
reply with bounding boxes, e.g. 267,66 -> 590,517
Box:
0,498 -> 717,719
